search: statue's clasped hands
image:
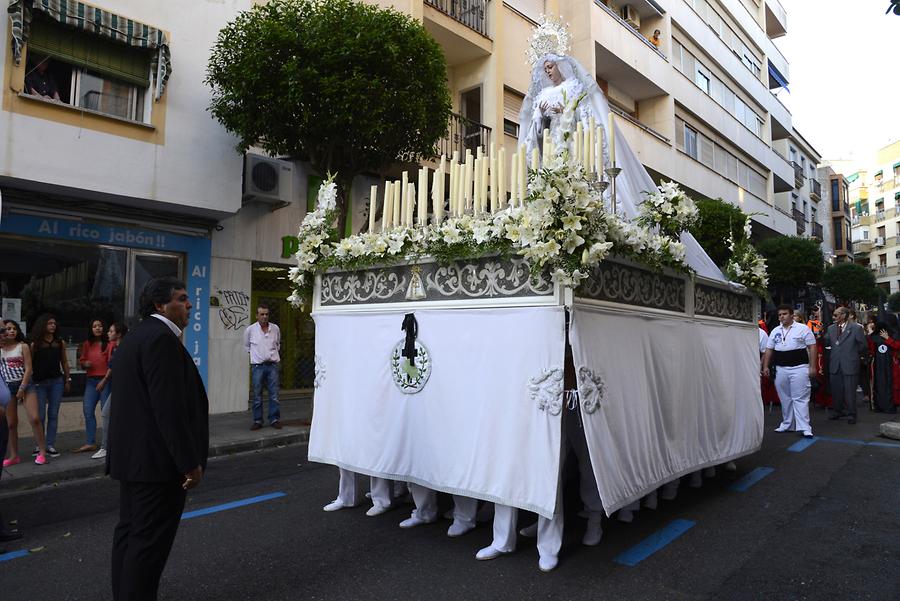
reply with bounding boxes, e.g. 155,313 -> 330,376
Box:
539,101 -> 563,115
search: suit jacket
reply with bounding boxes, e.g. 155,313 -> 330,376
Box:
824,321 -> 867,376
107,317 -> 209,482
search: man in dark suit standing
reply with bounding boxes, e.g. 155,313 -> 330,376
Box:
822,306 -> 868,425
108,277 -> 209,601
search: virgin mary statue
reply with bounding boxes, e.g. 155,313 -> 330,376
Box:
517,18 -> 724,282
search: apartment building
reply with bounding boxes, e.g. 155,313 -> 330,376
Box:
394,0 -> 818,242
773,128 -> 824,248
847,140 -> 900,294
819,165 -> 851,264
0,0 -> 332,421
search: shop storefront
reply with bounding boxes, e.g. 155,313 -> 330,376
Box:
0,212 -> 211,391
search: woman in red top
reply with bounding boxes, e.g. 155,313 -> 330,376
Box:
75,319 -> 112,453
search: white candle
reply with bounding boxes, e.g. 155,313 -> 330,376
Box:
473,156 -> 481,212
531,147 -> 539,171
464,153 -> 473,213
598,126 -> 605,173
369,185 -> 378,232
588,120 -> 595,174
490,157 -> 498,213
392,179 -> 401,227
434,168 -> 444,224
481,154 -> 489,212
400,171 -> 409,226
498,146 -> 506,209
508,154 -> 517,207
381,182 -> 392,232
520,147 -> 527,202
608,112 -> 616,166
439,154 -> 446,176
407,183 -> 415,226
418,167 -> 428,226
575,121 -> 583,165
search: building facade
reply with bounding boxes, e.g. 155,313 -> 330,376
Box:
846,140 -> 900,294
818,165 -> 851,265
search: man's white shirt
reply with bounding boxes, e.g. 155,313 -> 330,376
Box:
766,322 -> 815,352
244,322 -> 281,364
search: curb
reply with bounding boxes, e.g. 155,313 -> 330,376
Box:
0,428 -> 310,497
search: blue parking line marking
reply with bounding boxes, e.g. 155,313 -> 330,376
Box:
788,437 -> 818,453
0,549 -> 30,562
813,436 -> 900,450
181,492 -> 287,521
614,519 -> 695,567
729,467 -> 774,492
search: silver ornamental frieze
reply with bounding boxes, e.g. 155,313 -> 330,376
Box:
577,261 -> 686,313
694,284 -> 753,322
319,256 -> 553,306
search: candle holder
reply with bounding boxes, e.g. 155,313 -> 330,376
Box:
604,166 -> 622,214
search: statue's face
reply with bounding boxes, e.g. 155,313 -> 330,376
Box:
544,61 -> 562,85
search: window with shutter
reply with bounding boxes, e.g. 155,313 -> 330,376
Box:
503,88 -> 524,126
675,118 -> 685,150
700,137 -> 715,167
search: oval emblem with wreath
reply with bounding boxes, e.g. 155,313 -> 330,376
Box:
391,339 -> 432,394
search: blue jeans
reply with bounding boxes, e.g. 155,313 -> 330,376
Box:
251,363 -> 280,424
83,377 -> 111,445
35,376 -> 64,448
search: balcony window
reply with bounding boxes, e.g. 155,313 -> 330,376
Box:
684,125 -> 699,160
9,2 -> 170,110
503,119 -> 519,138
502,88 -> 523,139
893,162 -> 900,178
695,68 -> 711,94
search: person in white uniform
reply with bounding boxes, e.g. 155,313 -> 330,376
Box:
762,305 -> 817,438
398,485 -> 479,537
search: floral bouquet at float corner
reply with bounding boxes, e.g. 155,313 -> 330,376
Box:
725,217 -> 769,297
287,159 -> 703,308
636,181 -> 700,239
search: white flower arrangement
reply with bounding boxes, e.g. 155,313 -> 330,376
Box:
287,158 -> 696,307
724,217 -> 769,296
637,180 -> 700,238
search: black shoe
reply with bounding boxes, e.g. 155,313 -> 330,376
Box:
848,417 -> 857,425
828,413 -> 847,420
0,529 -> 22,543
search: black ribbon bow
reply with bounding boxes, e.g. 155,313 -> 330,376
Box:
401,313 -> 418,362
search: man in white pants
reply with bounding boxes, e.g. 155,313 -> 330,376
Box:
762,304 -> 817,438
323,469 -> 399,515
399,484 -> 479,537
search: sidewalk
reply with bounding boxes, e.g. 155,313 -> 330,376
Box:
0,394 -> 313,495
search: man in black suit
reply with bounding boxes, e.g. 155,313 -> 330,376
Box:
108,277 -> 209,601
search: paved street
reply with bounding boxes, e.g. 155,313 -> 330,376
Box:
1,407 -> 899,601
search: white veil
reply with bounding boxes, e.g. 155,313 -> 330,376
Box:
517,54 -> 725,282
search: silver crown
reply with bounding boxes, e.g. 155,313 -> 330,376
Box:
526,15 -> 571,65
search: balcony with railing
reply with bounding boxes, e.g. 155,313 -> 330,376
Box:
811,221 -> 823,241
435,112 -> 491,158
791,161 -> 805,189
425,0 -> 489,37
854,239 -> 872,255
809,178 -> 821,201
792,208 -> 806,235
765,0 -> 788,39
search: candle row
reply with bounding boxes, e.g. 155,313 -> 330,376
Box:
365,113 -> 619,231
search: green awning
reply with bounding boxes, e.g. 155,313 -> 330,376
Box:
894,161 -> 900,170
875,170 -> 883,177
846,173 -> 860,183
895,192 -> 900,200
7,0 -> 170,98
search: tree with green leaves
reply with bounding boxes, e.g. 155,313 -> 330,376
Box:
756,236 -> 824,303
821,262 -> 878,305
888,291 -> 900,312
206,0 -> 451,234
688,197 -> 748,268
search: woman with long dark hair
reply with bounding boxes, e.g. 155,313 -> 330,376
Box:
30,314 -> 71,457
92,322 -> 127,460
75,318 -> 112,453
2,320 -> 49,465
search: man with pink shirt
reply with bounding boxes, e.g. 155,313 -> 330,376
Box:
243,303 -> 282,430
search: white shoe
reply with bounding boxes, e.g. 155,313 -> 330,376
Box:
399,515 -> 433,529
660,481 -> 679,501
643,490 -> 658,510
774,425 -> 790,432
725,461 -> 737,472
323,499 -> 347,512
538,555 -> 558,572
475,545 -> 509,561
366,504 -> 390,517
91,448 -> 107,459
617,509 -> 634,523
447,521 -> 475,537
518,521 -> 538,538
582,515 -> 603,546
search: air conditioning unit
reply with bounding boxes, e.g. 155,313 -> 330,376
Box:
621,5 -> 641,28
875,236 -> 886,247
243,153 -> 294,207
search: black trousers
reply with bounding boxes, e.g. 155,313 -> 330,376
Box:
112,480 -> 187,601
830,371 -> 858,418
